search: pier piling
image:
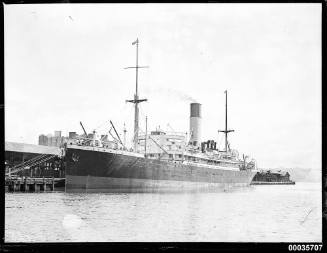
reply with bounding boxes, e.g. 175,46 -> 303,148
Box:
24,178 -> 27,192
6,177 -> 65,193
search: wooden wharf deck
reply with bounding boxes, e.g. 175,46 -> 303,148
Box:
250,181 -> 295,185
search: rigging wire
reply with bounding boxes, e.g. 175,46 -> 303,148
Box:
94,119 -> 110,132
217,132 -> 224,151
167,123 -> 175,132
138,107 -> 147,130
123,101 -> 135,146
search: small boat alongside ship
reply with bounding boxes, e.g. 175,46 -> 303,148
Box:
63,39 -> 258,193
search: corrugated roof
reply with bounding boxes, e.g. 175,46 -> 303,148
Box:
5,142 -> 61,156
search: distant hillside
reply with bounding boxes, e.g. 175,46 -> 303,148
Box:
273,167 -> 321,182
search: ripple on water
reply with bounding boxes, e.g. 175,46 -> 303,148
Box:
5,182 -> 322,242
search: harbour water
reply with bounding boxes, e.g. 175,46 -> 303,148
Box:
5,182 -> 322,242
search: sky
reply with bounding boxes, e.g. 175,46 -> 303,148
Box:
4,3 -> 321,169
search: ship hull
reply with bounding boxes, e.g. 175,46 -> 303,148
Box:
64,145 -> 256,193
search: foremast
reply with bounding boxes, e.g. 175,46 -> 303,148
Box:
125,38 -> 148,152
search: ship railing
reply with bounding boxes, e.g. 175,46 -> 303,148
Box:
143,131 -> 186,136
138,134 -> 186,141
68,137 -> 138,153
68,136 -> 119,146
69,136 -> 104,142
184,152 -> 242,165
163,132 -> 187,138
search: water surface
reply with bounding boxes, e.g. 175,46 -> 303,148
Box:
5,182 -> 322,242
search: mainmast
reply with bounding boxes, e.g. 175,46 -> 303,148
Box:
145,116 -> 148,157
125,38 -> 148,152
123,123 -> 127,148
218,90 -> 234,152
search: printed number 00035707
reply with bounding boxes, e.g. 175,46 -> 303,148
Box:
288,245 -> 323,251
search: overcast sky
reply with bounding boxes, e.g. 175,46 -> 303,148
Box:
4,3 -> 321,169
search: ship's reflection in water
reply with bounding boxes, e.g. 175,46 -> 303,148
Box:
5,182 -> 321,242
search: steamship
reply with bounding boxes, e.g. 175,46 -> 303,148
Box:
64,39 -> 258,193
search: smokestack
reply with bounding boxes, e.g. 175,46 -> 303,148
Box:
189,103 -> 202,147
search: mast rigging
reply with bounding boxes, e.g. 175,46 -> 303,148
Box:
218,90 -> 234,152
125,38 -> 149,152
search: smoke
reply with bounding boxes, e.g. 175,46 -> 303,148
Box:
172,89 -> 197,103
144,86 -> 197,103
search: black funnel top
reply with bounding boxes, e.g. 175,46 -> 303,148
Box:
190,103 -> 201,118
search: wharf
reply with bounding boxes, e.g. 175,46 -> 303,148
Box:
5,177 -> 65,192
5,141 -> 65,184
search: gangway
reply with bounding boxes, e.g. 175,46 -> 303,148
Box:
6,154 -> 57,176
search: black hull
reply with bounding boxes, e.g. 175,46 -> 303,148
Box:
65,146 -> 256,193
